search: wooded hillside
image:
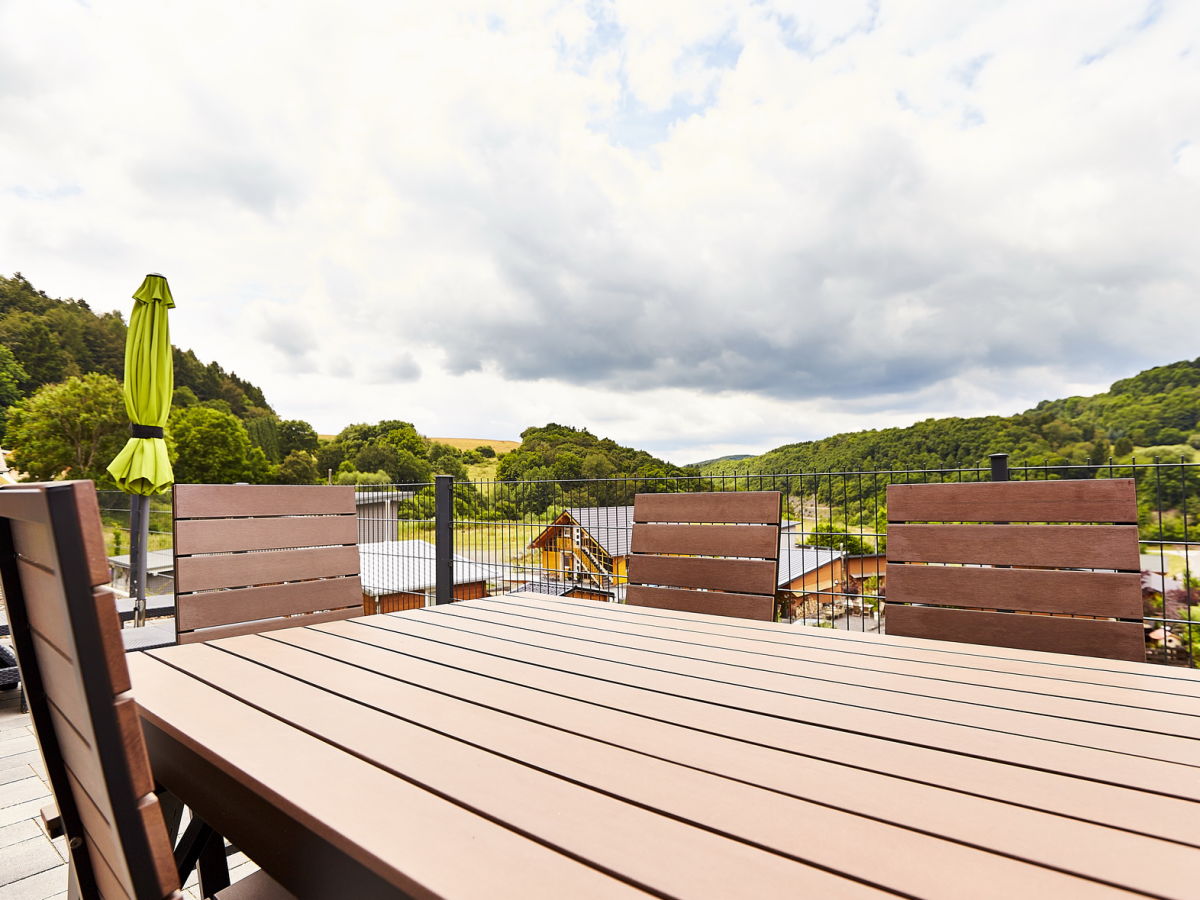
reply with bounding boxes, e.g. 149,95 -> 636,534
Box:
703,358 -> 1200,476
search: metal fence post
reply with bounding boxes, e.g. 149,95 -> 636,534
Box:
989,453 -> 1009,482
434,475 -> 453,604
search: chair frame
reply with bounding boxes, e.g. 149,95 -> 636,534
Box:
626,491 -> 781,621
885,478 -> 1145,660
0,482 -> 182,898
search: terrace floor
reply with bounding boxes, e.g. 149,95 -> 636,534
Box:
0,689 -> 260,900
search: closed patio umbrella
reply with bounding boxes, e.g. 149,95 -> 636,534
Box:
106,273 -> 175,626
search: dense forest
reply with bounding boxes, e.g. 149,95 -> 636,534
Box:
0,273 -> 491,488
703,358 -> 1200,477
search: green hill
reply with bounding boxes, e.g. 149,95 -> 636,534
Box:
702,358 -> 1200,476
0,272 -> 273,440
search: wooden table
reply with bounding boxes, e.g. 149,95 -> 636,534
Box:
127,592 -> 1200,899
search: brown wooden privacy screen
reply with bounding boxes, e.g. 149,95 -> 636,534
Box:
626,491 -> 781,621
173,484 -> 363,644
0,482 -> 183,899
886,479 -> 1145,661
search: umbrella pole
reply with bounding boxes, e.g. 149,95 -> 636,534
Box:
130,495 -> 149,627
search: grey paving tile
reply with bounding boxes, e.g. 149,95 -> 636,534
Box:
0,777 -> 49,811
0,836 -> 62,886
0,766 -> 34,787
0,752 -> 42,776
0,736 -> 36,759
0,798 -> 47,829
0,819 -> 40,850
0,866 -> 66,900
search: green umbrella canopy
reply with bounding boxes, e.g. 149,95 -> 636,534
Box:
106,274 -> 175,495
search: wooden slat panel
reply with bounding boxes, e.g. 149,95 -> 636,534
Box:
634,491 -> 781,525
175,545 -> 360,592
887,479 -> 1137,524
630,524 -> 778,558
18,556 -> 75,660
178,577 -> 364,631
174,484 -> 355,518
887,524 -> 1141,570
92,588 -> 132,696
626,585 -> 775,620
68,481 -> 112,587
87,833 -> 133,900
886,565 -> 1142,618
178,606 -> 361,644
885,605 -> 1147,661
628,555 -> 777,595
34,631 -> 93,742
175,514 -> 357,555
64,768 -> 131,899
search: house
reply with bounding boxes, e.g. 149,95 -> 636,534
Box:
514,580 -> 615,603
529,506 -> 857,616
359,539 -> 500,613
107,549 -> 176,597
355,490 -> 414,544
528,506 -> 634,590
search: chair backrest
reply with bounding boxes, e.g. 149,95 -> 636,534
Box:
173,484 -> 362,644
0,481 -> 182,899
885,478 -> 1145,660
626,491 -> 781,621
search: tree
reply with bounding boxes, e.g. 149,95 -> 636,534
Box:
7,373 -> 127,483
279,419 -> 319,456
168,406 -> 268,484
0,313 -> 74,391
272,450 -> 320,485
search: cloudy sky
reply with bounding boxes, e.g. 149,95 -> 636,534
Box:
2,1 -> 1198,463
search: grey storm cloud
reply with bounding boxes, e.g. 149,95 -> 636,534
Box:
132,153 -> 302,218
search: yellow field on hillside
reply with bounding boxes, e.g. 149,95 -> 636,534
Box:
430,437 -> 520,453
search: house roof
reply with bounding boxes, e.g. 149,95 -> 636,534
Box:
359,540 -> 501,596
1140,553 -> 1171,574
777,544 -> 845,587
107,550 -> 176,574
559,506 -> 635,558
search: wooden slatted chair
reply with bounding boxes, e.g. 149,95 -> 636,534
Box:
885,478 -> 1145,661
0,480 -> 291,899
173,485 -> 363,644
626,491 -> 781,621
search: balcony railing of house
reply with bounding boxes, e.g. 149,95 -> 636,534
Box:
94,453 -> 1200,668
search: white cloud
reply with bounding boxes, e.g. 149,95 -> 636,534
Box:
1,0 -> 1197,464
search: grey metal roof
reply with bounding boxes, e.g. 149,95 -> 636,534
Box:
776,544 -> 845,587
107,550 -> 175,574
359,540 -> 503,596
562,506 -> 634,559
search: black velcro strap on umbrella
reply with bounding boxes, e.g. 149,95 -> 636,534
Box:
130,424 -> 164,439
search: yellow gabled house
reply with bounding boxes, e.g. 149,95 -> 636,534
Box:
528,506 -> 633,590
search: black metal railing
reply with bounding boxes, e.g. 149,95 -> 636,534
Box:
353,454 -> 1199,667
94,454 -> 1200,667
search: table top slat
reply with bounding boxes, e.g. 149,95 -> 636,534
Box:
496,595 -> 1200,714
144,644 -> 894,900
425,603 -> 1200,771
254,625 -> 1200,895
128,653 -> 657,900
129,595 -> 1200,898
326,615 -> 1200,842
